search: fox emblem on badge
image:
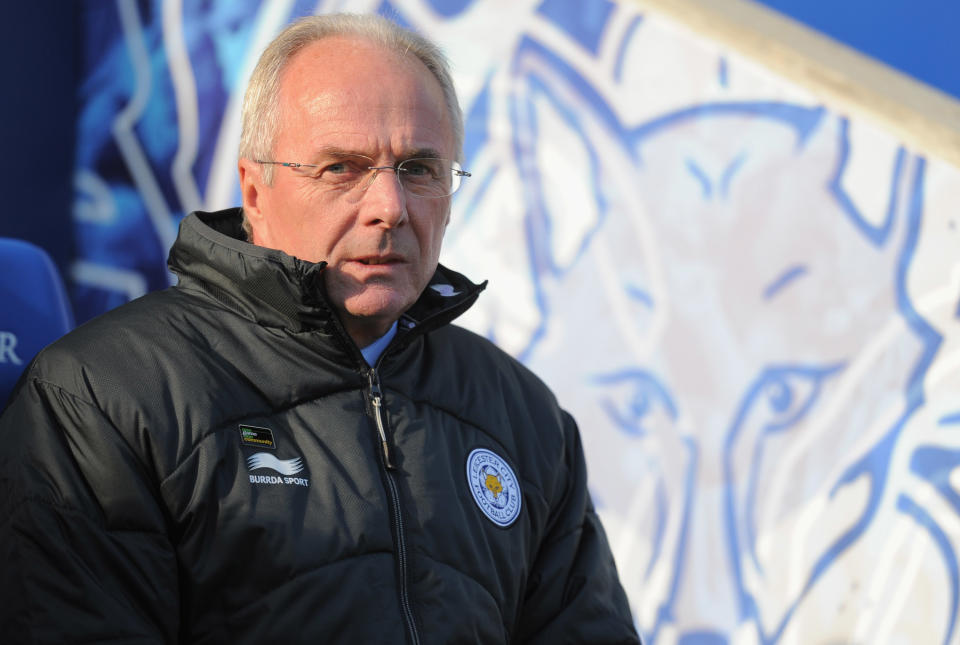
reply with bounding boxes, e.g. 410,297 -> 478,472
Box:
484,469 -> 503,498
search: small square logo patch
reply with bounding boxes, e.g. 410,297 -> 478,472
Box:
239,424 -> 276,450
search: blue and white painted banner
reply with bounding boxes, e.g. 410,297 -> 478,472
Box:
73,1 -> 960,643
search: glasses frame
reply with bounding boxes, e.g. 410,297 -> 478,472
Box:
255,156 -> 471,198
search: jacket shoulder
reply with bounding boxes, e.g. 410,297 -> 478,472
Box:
427,324 -> 559,408
28,287 -> 216,395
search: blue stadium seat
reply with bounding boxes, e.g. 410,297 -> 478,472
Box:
0,238 -> 74,406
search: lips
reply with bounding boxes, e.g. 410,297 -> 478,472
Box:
352,254 -> 404,266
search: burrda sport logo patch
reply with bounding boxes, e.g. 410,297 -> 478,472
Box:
466,448 -> 522,527
246,452 -> 309,487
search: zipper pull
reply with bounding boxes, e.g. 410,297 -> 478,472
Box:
367,371 -> 396,470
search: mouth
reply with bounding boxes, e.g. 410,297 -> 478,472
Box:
350,254 -> 405,266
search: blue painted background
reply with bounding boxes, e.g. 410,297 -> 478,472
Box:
754,0 -> 960,100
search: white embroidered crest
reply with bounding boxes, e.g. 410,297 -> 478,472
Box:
466,448 -> 522,527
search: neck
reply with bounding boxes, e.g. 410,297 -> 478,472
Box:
342,315 -> 397,349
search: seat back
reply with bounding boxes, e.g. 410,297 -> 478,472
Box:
0,238 -> 74,406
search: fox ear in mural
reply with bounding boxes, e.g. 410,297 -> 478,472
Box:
444,18 -> 948,644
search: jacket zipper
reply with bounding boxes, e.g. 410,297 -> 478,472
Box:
367,368 -> 421,645
367,371 -> 395,470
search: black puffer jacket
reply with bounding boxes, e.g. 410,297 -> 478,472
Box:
0,209 -> 639,644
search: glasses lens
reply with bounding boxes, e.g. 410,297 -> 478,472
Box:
398,158 -> 462,197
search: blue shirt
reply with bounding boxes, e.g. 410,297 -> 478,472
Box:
360,320 -> 398,366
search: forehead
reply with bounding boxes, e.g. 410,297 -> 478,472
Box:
275,36 -> 453,157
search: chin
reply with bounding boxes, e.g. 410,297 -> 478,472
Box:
341,291 -> 413,324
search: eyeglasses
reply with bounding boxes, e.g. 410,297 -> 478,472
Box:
256,155 -> 471,198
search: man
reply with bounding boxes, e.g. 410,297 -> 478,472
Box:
0,14 -> 638,644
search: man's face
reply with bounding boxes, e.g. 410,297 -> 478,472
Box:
240,36 -> 455,346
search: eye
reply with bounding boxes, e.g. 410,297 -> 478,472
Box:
592,369 -> 677,437
400,158 -> 441,179
745,363 -> 844,433
316,156 -> 369,183
324,162 -> 350,175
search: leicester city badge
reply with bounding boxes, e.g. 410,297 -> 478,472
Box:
466,448 -> 522,527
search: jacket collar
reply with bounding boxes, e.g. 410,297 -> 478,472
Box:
168,209 -> 485,340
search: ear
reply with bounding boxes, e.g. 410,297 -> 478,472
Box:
238,158 -> 267,242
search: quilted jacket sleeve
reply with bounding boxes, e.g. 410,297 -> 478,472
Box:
0,371 -> 178,644
516,411 -> 641,644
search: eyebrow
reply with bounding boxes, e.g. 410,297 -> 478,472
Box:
762,264 -> 808,301
315,145 -> 445,161
315,146 -> 370,160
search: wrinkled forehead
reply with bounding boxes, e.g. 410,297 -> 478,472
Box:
275,36 -> 454,155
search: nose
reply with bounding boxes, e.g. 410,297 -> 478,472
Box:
359,166 -> 408,227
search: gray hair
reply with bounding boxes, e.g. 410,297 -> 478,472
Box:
239,13 -> 464,187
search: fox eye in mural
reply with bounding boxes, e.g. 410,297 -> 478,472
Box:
726,361 -> 850,592
593,369 -> 678,437
743,364 -> 845,434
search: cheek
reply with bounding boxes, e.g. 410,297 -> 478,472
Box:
263,189 -> 347,262
421,222 -> 447,264
421,206 -> 451,254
